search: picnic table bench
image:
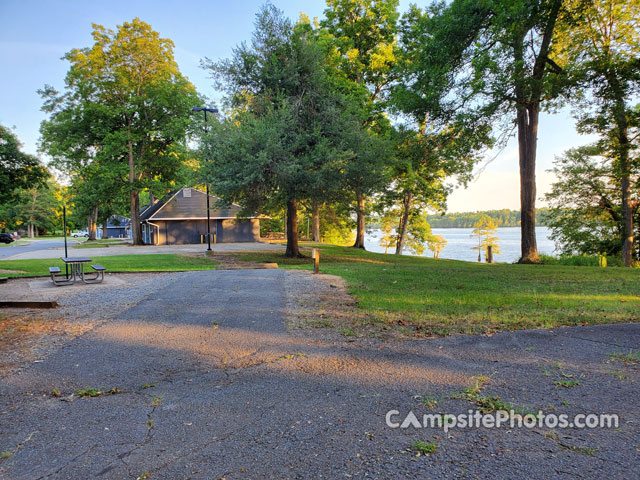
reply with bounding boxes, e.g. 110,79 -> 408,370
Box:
50,258 -> 106,286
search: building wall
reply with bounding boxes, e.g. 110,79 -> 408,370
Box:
147,219 -> 260,245
105,227 -> 129,239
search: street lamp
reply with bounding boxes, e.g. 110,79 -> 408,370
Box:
192,106 -> 218,252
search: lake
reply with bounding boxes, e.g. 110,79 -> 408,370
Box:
364,226 -> 556,263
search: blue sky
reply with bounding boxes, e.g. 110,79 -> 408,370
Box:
0,0 -> 593,212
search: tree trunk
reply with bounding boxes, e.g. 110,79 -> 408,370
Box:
285,198 -> 303,258
128,135 -> 144,246
102,222 -> 108,240
352,193 -> 366,249
395,192 -> 413,255
513,0 -> 561,264
130,191 -> 142,245
517,103 -> 540,263
614,94 -> 634,267
88,206 -> 98,241
311,199 -> 321,242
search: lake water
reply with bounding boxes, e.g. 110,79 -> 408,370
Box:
364,227 -> 556,263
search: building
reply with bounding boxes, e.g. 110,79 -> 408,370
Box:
139,187 -> 260,245
97,215 -> 131,239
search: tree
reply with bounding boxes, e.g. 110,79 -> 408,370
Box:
545,144 -> 639,258
402,0 -> 567,263
379,210 -> 397,254
377,208 -> 432,256
554,0 -> 640,266
322,0 -> 400,249
204,6 -> 367,257
471,214 -> 501,262
426,234 -> 447,259
40,18 -> 200,245
17,177 -> 61,238
0,125 -> 47,205
386,122 -> 490,255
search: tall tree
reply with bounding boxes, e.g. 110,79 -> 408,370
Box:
40,18 -> 200,245
205,6 -> 367,257
0,125 -> 47,205
16,177 -> 61,238
386,122 -> 490,255
322,0 -> 399,249
554,0 -> 640,266
546,144 -> 639,258
402,0 -> 567,263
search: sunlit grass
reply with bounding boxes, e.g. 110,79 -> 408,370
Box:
235,243 -> 640,335
0,254 -> 216,277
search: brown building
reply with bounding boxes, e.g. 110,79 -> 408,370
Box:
140,187 -> 260,245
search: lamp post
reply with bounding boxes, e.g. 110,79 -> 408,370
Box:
192,106 -> 218,252
63,204 -> 69,278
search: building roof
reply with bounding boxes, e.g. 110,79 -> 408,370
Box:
106,215 -> 131,228
140,187 -> 257,222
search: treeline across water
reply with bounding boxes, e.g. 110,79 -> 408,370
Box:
426,209 -> 550,228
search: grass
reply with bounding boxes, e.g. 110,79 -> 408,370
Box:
234,243 -> 640,336
410,440 -> 437,455
553,380 -> 580,388
607,350 -> 640,364
0,254 -> 217,278
76,387 -> 122,397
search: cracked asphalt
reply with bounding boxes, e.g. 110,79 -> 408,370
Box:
1,269 -> 638,479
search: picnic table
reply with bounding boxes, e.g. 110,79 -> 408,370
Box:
62,256 -> 92,279
50,257 -> 106,286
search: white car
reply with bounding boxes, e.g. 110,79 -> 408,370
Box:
71,231 -> 89,238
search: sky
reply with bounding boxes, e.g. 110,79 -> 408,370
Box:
0,0 -> 595,213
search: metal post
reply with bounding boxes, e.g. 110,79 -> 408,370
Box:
206,184 -> 212,251
63,204 -> 69,279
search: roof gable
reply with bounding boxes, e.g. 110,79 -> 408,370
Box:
142,187 -> 254,221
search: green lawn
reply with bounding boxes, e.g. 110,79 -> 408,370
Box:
235,244 -> 640,335
0,254 -> 216,277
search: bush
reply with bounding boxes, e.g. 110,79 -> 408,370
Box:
539,253 -> 623,267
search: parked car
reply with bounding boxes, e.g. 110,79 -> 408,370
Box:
0,233 -> 15,244
71,231 -> 89,238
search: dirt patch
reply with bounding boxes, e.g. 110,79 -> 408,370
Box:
0,312 -> 95,375
211,253 -> 278,270
283,270 -> 441,342
0,269 -> 26,274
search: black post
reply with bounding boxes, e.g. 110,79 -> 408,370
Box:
206,184 -> 212,251
63,204 -> 69,279
191,105 -> 218,253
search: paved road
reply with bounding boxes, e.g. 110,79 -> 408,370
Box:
1,270 -> 638,479
1,241 -> 284,260
0,240 -> 80,260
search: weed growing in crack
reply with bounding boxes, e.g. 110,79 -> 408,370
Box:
553,380 -> 580,388
607,350 -> 639,364
410,440 -> 437,455
452,376 -> 537,417
76,387 -> 122,398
